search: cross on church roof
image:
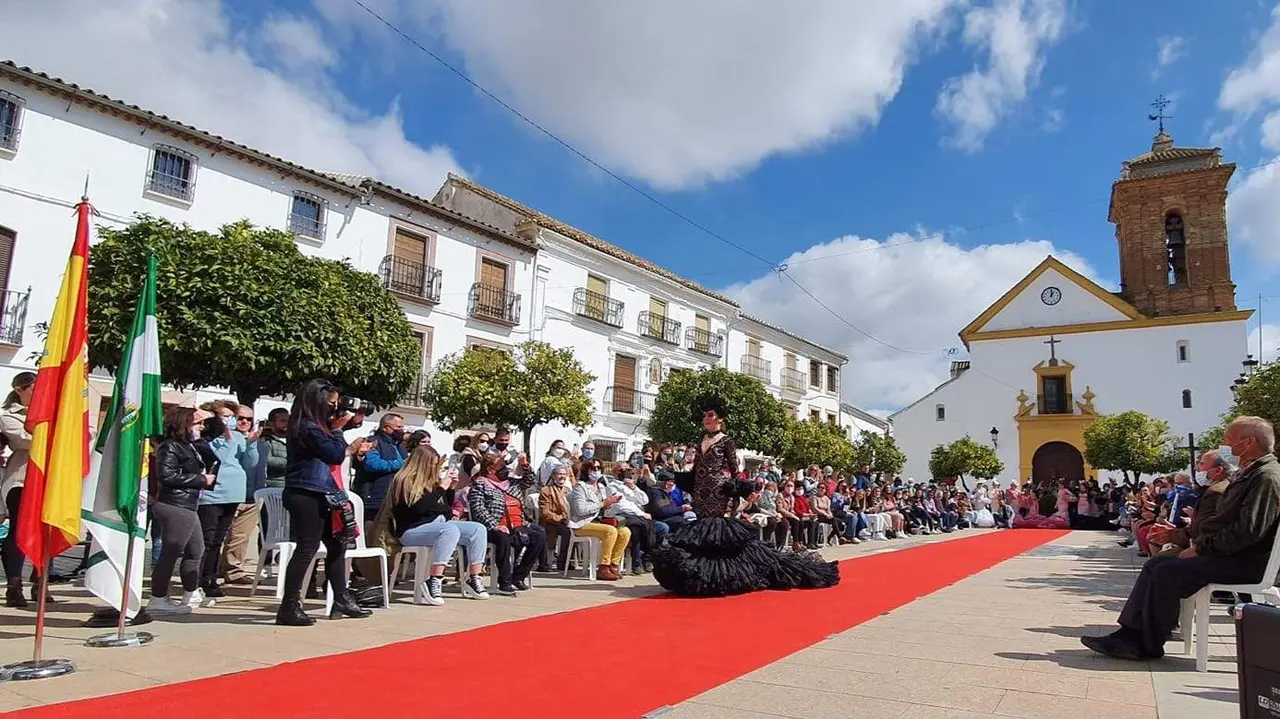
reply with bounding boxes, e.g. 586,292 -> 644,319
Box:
1148,95 -> 1172,135
1044,335 -> 1061,366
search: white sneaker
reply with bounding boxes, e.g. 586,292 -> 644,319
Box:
182,588 -> 214,608
147,595 -> 192,615
850,537 -> 862,544
461,575 -> 490,600
418,577 -> 445,606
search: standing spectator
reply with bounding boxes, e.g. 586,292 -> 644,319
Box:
539,466 -> 572,571
469,453 -> 546,596
260,408 -> 289,488
853,464 -> 872,492
537,440 -> 570,486
147,407 -> 218,615
352,413 -> 408,523
197,401 -> 259,603
218,404 -> 265,587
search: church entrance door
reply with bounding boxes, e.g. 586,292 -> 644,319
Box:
1031,441 -> 1084,486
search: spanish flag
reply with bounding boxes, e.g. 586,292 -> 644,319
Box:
17,199 -> 92,572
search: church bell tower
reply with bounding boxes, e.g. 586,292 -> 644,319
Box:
1108,110 -> 1238,317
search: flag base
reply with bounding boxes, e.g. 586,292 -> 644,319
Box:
85,630 -> 154,648
2,658 -> 76,681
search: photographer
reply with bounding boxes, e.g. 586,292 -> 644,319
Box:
276,380 -> 372,626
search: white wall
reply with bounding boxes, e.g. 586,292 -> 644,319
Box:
724,319 -> 843,425
982,266 -> 1130,331
892,319 -> 1248,483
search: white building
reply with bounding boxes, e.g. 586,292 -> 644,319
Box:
435,176 -> 848,463
840,402 -> 890,440
891,132 -> 1252,485
0,60 -> 533,438
0,60 -> 868,458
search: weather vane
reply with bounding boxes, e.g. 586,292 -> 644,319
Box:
1148,95 -> 1172,134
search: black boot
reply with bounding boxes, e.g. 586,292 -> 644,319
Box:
329,589 -> 373,619
275,599 -> 316,627
5,579 -> 26,608
28,583 -> 53,605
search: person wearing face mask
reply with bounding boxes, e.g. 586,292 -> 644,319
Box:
566,460 -> 631,580
1149,451 -> 1232,557
1084,416 -> 1280,661
351,414 -> 408,524
459,431 -> 490,481
539,466 -> 573,571
538,440 -> 570,487
146,408 -> 218,615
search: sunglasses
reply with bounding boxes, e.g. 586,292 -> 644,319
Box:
236,416 -> 253,423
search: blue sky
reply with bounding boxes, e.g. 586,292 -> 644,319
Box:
5,0 -> 1280,412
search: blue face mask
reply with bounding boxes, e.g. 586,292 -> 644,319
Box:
581,449 -> 594,459
587,471 -> 603,482
674,451 -> 685,462
631,458 -> 644,468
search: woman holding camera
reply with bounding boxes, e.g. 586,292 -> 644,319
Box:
276,380 -> 372,626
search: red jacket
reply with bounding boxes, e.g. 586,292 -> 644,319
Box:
794,495 -> 813,517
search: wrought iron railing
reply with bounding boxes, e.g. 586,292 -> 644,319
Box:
1037,393 -> 1073,415
469,283 -> 521,325
638,311 -> 681,344
0,289 -> 29,346
740,355 -> 771,383
572,287 -> 624,327
380,255 -> 442,304
146,146 -> 196,202
685,327 -> 723,357
780,367 -> 807,393
0,93 -> 22,152
398,375 -> 429,409
605,385 -> 657,417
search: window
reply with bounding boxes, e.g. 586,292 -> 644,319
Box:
1165,212 -> 1187,286
826,366 -> 839,393
746,337 -> 762,357
593,440 -> 621,464
0,90 -> 24,153
810,408 -> 821,422
1182,389 -> 1192,409
402,327 -> 433,407
146,144 -> 197,202
1176,340 -> 1190,363
480,256 -> 508,290
648,357 -> 662,385
466,336 -> 512,355
809,359 -> 822,388
826,412 -> 837,426
935,404 -> 945,421
1040,376 -> 1069,414
288,192 -> 327,239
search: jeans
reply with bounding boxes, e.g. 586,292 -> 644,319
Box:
197,502 -> 238,588
150,502 -> 204,597
940,511 -> 958,531
280,488 -> 348,603
487,524 -> 546,586
399,517 -> 488,568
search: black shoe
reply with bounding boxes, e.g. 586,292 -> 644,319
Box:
513,578 -> 531,591
276,600 -> 316,626
6,581 -> 27,609
536,565 -> 552,573
329,590 -> 373,619
202,583 -> 226,599
1080,633 -> 1146,661
28,584 -> 53,604
496,584 -> 518,596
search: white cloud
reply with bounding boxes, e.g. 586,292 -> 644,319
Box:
379,0 -> 965,190
1246,323 -> 1280,365
1153,35 -> 1186,78
723,233 -> 1100,413
1218,4 -> 1280,267
0,0 -> 462,199
935,0 -> 1068,152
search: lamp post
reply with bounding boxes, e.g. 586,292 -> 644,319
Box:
1244,354 -> 1259,377
990,427 -> 999,449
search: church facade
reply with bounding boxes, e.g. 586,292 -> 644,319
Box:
891,131 -> 1252,485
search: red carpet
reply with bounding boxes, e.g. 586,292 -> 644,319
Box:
14,529 -> 1065,719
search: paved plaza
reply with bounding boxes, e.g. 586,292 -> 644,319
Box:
0,531 -> 1242,717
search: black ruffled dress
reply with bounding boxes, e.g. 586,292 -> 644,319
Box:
649,434 -> 840,597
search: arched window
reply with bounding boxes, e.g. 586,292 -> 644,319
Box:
1181,389 -> 1192,409
1165,213 -> 1187,286
648,357 -> 662,386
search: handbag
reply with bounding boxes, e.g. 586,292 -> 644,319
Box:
326,491 -> 360,549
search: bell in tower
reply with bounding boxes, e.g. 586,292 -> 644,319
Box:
1108,97 -> 1237,317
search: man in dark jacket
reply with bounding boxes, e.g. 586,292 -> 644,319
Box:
1084,416 -> 1280,660
351,413 -> 407,522
1151,450 -> 1231,555
646,471 -> 688,528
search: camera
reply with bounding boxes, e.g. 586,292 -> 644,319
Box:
334,395 -> 373,417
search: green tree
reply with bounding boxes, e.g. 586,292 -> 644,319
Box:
88,216 -> 420,406
852,430 -> 907,477
779,418 -> 856,471
649,367 -> 788,456
928,436 -> 1003,491
1201,360 -> 1280,448
422,341 -> 594,453
1083,411 -> 1184,483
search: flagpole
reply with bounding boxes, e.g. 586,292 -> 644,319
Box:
1,527 -> 76,680
85,465 -> 153,648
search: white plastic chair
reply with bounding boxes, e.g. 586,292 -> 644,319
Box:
250,488 -> 324,600
563,528 -> 600,581
389,545 -> 466,605
486,540 -> 535,590
313,493 -> 389,613
1179,529 -> 1280,671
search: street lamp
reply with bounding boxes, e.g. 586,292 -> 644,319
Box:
1243,354 -> 1259,377
990,426 -> 999,449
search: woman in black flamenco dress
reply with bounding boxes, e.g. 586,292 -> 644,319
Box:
649,396 -> 840,597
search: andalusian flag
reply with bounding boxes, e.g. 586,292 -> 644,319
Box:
18,199 -> 92,572
82,254 -> 162,616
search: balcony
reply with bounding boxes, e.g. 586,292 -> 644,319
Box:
638,311 -> 681,345
0,289 -> 29,346
572,287 -> 624,328
397,374 -> 429,409
780,367 -> 806,394
605,385 -> 656,417
379,255 -> 442,304
468,283 -> 521,326
741,355 -> 771,383
1037,393 -> 1073,415
685,327 -> 723,357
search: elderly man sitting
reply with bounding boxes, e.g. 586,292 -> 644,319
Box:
1148,451 -> 1232,557
1082,416 -> 1280,660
